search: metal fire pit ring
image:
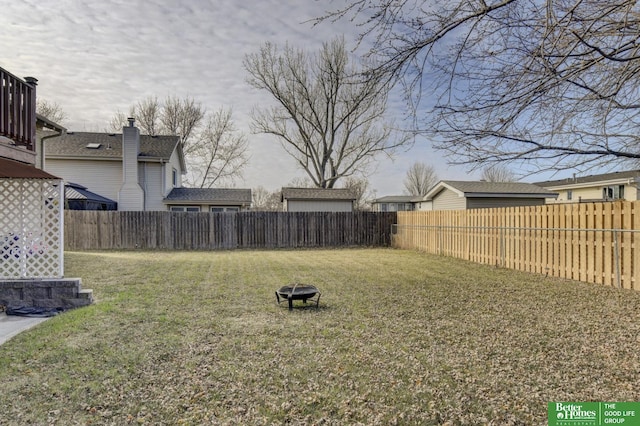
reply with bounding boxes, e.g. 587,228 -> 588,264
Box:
275,284 -> 321,311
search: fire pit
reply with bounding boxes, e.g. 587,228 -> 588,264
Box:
275,284 -> 321,311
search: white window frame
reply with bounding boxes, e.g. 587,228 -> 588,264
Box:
170,206 -> 200,212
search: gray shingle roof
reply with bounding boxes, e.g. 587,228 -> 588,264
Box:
281,187 -> 356,201
45,132 -> 180,161
535,170 -> 640,187
372,195 -> 421,203
164,188 -> 252,204
425,181 -> 557,200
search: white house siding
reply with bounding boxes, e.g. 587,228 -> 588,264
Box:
45,159 -> 121,201
142,162 -> 166,211
432,188 -> 466,210
167,152 -> 182,193
287,200 -> 353,212
547,183 -> 639,203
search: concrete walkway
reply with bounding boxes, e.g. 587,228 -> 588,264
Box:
0,312 -> 49,346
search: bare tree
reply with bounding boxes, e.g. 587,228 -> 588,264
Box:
109,96 -> 205,152
185,107 -> 249,188
161,96 -> 206,155
480,165 -> 517,183
109,98 -> 246,187
403,162 -> 438,196
244,37 -> 411,188
342,176 -> 374,211
318,1 -> 640,174
36,99 -> 67,124
252,186 -> 282,211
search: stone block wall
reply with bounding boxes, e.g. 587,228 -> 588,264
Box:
0,279 -> 93,310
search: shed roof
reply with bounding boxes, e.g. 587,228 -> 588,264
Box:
281,187 -> 356,201
425,181 -> 557,200
164,188 -> 252,204
0,157 -> 60,179
45,132 -> 180,161
65,182 -> 117,203
372,195 -> 421,203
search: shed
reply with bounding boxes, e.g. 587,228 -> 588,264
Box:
281,187 -> 356,212
424,181 -> 558,210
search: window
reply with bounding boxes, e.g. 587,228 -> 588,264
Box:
211,206 -> 240,213
172,169 -> 177,187
603,185 -> 625,200
170,206 -> 200,212
567,190 -> 572,201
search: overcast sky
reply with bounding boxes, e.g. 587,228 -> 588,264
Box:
1,0 -> 479,197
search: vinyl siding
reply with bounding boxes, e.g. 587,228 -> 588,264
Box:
286,200 -> 353,212
432,188 -> 466,210
166,152 -> 183,194
142,162 -> 166,211
45,159 -> 121,201
547,183 -> 638,202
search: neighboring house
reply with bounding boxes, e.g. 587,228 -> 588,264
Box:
535,170 -> 640,203
43,118 -> 252,211
44,118 -> 184,211
281,187 -> 356,212
371,195 -> 420,212
423,181 -> 558,211
164,187 -> 252,212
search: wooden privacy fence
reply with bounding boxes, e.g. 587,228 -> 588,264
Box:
64,210 -> 397,251
393,201 -> 640,290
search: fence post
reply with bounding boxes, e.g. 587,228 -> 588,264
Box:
499,226 -> 505,268
614,230 -> 621,289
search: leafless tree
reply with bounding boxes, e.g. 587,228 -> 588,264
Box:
109,99 -> 246,188
342,176 -> 374,210
480,165 -> 517,183
36,99 -> 67,125
185,107 -> 249,188
403,162 -> 438,196
252,186 -> 282,211
317,1 -> 640,175
109,96 -> 205,154
244,37 -> 411,188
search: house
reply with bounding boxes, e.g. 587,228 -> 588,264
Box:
370,195 -> 435,212
43,118 -> 251,211
422,180 -> 558,210
0,66 -> 92,309
535,170 -> 640,203
281,187 -> 356,212
164,188 -> 251,212
43,118 -> 183,211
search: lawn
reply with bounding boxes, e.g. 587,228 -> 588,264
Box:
1,249 -> 639,425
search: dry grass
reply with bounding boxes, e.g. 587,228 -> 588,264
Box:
1,248 -> 639,425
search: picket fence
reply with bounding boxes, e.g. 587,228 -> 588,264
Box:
393,201 -> 640,290
64,210 -> 397,251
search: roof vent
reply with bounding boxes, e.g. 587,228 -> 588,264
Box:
86,143 -> 102,149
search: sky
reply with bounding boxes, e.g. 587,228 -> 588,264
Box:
0,0 -> 479,197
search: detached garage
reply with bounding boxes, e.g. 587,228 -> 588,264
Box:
281,187 -> 356,212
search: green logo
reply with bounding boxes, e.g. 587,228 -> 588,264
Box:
548,402 -> 639,426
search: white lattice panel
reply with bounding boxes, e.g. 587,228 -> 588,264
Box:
1,179 -> 64,279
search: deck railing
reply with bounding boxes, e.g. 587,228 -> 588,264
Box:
0,67 -> 37,151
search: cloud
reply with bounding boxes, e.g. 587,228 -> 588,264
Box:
0,0 -> 473,196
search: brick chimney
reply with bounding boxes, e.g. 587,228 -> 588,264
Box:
118,118 -> 145,210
